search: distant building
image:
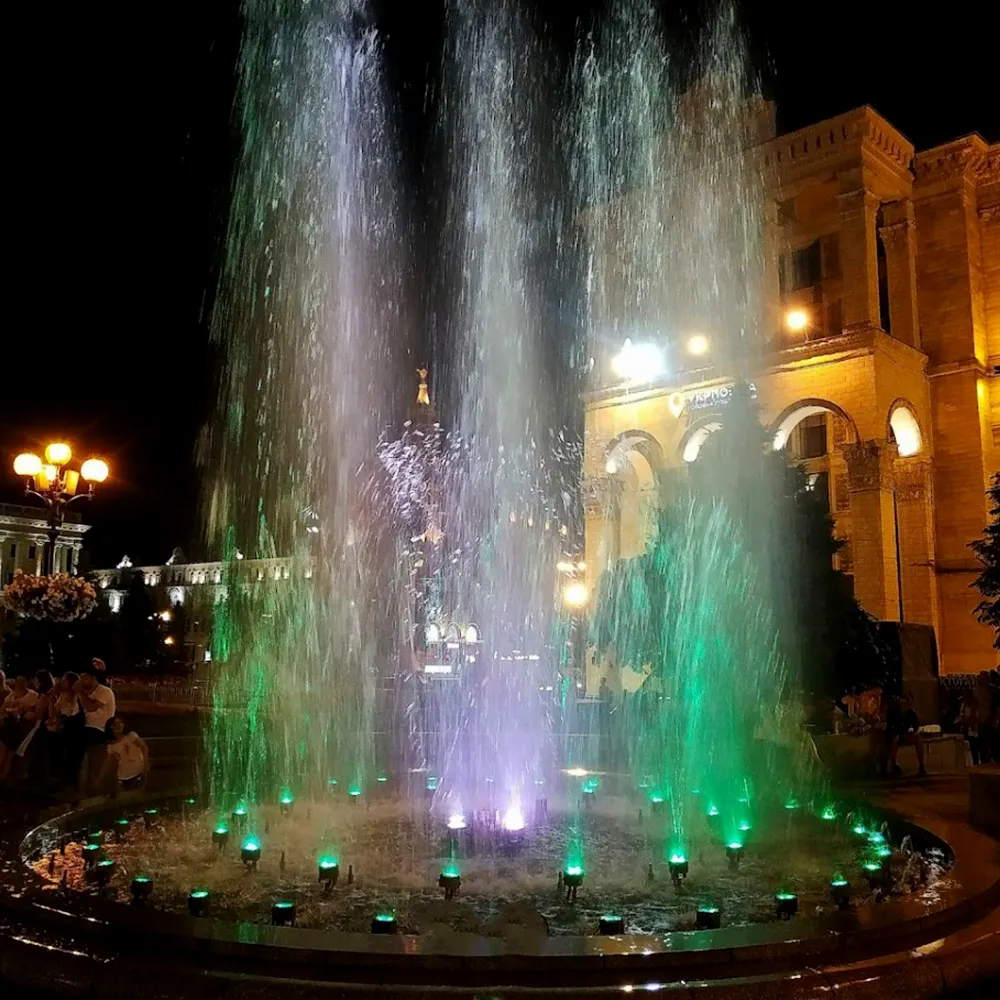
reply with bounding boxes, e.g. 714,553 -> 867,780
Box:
0,503 -> 89,583
584,106 -> 998,673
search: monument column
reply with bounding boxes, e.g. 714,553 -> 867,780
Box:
844,440 -> 900,621
894,460 -> 939,630
878,200 -> 922,349
837,171 -> 881,331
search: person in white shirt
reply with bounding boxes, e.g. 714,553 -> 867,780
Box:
73,669 -> 116,793
0,676 -> 39,781
98,717 -> 149,792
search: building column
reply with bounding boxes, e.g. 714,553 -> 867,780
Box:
879,200 -> 921,350
894,460 -> 939,630
837,171 -> 881,331
844,440 -> 900,621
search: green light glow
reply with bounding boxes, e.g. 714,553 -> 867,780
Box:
602,913 -> 621,921
669,853 -> 687,864
376,774 -> 388,783
214,825 -> 229,835
830,878 -> 849,887
739,822 -> 751,832
877,846 -> 892,859
96,859 -> 114,868
233,805 -> 248,817
185,797 -> 197,806
853,824 -> 866,836
727,841 -> 743,851
114,818 -> 129,827
784,798 -> 799,811
441,862 -> 460,878
190,890 -> 210,899
697,906 -> 720,914
707,805 -> 719,817
821,808 -> 836,821
144,808 -> 159,816
83,844 -> 100,854
348,784 -> 361,797
863,862 -> 882,872
319,857 -> 338,869
242,837 -> 260,852
274,901 -> 294,909
374,912 -> 394,922
134,875 -> 152,883
565,864 -> 584,877
279,790 -> 294,805
868,831 -> 885,845
649,792 -> 665,804
775,892 -> 796,901
328,778 -> 338,787
582,776 -> 600,794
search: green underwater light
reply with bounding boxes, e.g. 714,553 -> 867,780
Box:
852,823 -> 867,836
279,791 -> 294,806
707,805 -> 720,817
426,775 -> 439,791
348,784 -> 361,798
565,864 -> 584,877
784,798 -> 799,811
821,807 -> 836,821
649,792 -> 665,804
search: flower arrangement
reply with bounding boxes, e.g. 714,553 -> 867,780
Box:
1,570 -> 97,622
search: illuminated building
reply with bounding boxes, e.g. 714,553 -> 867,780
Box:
0,503 -> 89,582
584,107 -> 998,672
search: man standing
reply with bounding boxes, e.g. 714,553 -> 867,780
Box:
73,668 -> 116,792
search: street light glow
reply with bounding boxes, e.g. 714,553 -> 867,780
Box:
44,442 -> 72,466
611,339 -> 665,384
13,453 -> 42,477
563,581 -> 590,609
81,458 -> 110,483
785,309 -> 809,332
686,334 -> 709,356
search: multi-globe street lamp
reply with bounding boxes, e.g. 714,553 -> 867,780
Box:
12,444 -> 109,575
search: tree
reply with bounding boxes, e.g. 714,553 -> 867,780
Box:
118,570 -> 161,670
970,473 -> 1000,650
592,388 -> 887,701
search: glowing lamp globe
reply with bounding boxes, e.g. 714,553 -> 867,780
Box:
696,906 -> 721,930
81,458 -> 109,483
318,859 -> 339,886
785,309 -> 809,333
563,864 -> 585,888
13,452 -> 42,477
668,853 -> 689,881
686,334 -> 710,357
562,582 -> 589,609
44,442 -> 72,466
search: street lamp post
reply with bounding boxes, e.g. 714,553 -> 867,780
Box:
13,444 -> 109,576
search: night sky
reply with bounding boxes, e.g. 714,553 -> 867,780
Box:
2,1 -> 995,570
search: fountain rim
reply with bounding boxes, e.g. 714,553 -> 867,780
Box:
2,790 -> 998,989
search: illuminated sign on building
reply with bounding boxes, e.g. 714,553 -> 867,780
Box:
687,382 -> 757,412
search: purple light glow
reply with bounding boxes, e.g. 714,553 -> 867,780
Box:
503,804 -> 525,832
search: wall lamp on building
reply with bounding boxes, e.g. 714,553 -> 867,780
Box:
562,581 -> 590,610
784,308 -> 809,333
685,334 -> 710,357
611,339 -> 665,385
13,445 -> 110,575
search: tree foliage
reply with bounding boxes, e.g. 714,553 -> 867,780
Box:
592,389 -> 887,699
970,473 -> 1000,650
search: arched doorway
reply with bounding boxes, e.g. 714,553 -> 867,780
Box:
602,431 -> 665,561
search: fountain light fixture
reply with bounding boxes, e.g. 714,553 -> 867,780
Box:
564,863 -> 585,885
502,804 -> 525,832
611,338 -> 665,385
86,829 -> 104,846
829,878 -> 851,909
862,861 -> 889,889
241,837 -> 261,869
686,334 -> 710,357
599,914 -> 625,935
784,308 -> 809,333
446,812 -> 467,831
650,791 -> 666,815
348,784 -> 362,801
439,863 -> 461,900
852,823 -> 867,837
95,858 -> 116,887
876,845 -> 892,862
695,906 -> 721,930
130,875 -> 154,904
271,901 -> 296,927
775,892 -> 798,919
707,805 -> 720,818
318,858 -> 340,886
188,889 -> 210,917
867,831 -> 886,846
113,817 -> 129,838
426,775 -> 439,791
142,808 -> 159,829
371,912 -> 398,934
212,825 -> 230,849
279,790 -> 294,815
726,842 -> 744,867
377,773 -> 388,784
82,843 -> 102,869
328,778 -> 339,789
821,807 -> 837,821
738,821 -> 752,835
562,581 -> 590,609
582,776 -> 600,795
784,798 -> 800,812
668,853 -> 689,881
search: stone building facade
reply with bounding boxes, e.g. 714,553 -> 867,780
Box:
0,503 -> 89,583
584,107 -> 998,674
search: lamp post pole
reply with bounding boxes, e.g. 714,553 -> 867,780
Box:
13,445 -> 110,576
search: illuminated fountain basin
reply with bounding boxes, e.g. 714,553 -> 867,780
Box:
21,786 -> 951,937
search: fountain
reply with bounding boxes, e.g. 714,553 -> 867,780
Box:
2,1 -> 996,996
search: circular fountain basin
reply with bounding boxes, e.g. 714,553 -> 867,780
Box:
3,787 -> 998,997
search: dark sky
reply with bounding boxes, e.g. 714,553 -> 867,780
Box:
2,1 -> 995,569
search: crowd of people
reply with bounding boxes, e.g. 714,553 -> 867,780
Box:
0,658 -> 148,796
